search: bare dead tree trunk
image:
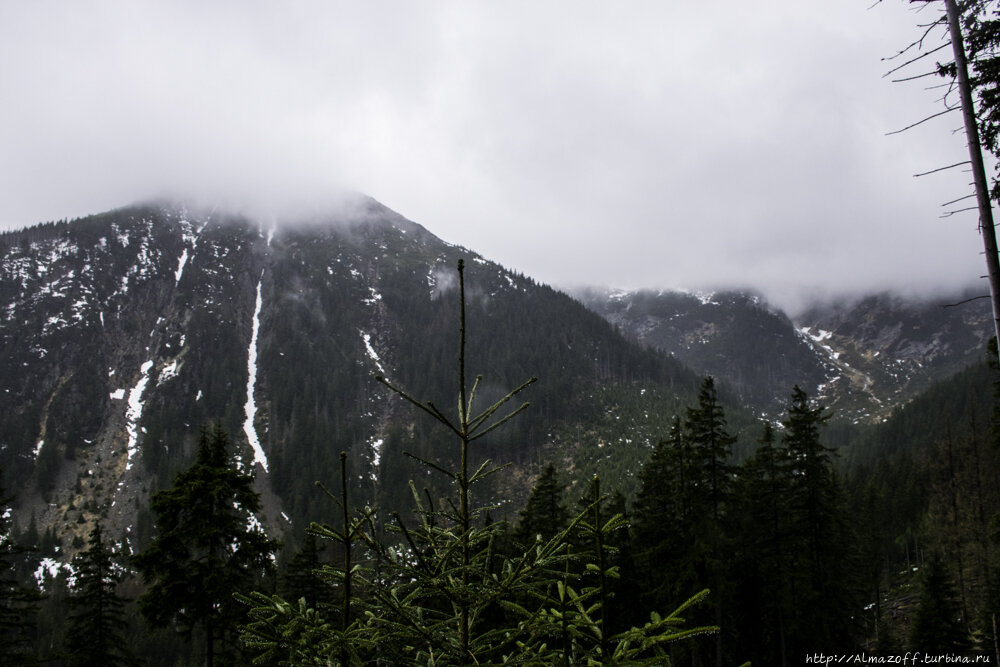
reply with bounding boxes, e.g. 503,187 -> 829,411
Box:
944,0 -> 1000,362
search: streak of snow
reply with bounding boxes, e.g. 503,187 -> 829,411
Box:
33,440 -> 44,459
243,278 -> 269,472
360,331 -> 386,374
124,361 -> 153,471
109,388 -> 125,400
174,248 -> 188,283
370,437 -> 384,476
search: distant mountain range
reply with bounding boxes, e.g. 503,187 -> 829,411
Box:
0,197 -> 992,560
574,285 -> 992,422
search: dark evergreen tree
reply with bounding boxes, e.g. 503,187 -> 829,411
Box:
0,469 -> 41,666
280,532 -> 336,611
685,376 -> 737,525
684,376 -> 738,667
909,551 -> 971,652
780,385 -> 857,654
513,462 -> 570,546
65,523 -> 135,667
632,415 -> 702,613
133,425 -> 278,667
733,420 -> 794,666
589,487 -> 644,635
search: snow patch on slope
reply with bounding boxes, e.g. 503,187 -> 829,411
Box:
124,360 -> 153,471
798,327 -> 840,360
369,436 -> 384,480
157,360 -> 179,385
34,558 -> 74,590
243,278 -> 269,472
174,218 -> 204,286
174,249 -> 189,283
360,331 -> 386,374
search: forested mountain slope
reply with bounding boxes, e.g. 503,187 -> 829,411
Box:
0,198 -> 703,556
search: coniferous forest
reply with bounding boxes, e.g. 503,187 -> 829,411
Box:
1,259 -> 999,666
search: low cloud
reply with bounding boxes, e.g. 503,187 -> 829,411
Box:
0,1 -> 985,310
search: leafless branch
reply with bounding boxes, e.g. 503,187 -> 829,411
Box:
883,41 -> 953,77
941,205 -> 980,216
943,294 -> 990,307
941,193 -> 976,206
914,160 -> 970,177
884,14 -> 947,61
893,70 -> 944,83
886,106 -> 960,135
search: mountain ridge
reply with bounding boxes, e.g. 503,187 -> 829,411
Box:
2,197 -> 993,566
1,198 -> 701,559
574,284 -> 993,422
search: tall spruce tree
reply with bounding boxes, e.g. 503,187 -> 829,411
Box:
632,415 -> 701,612
684,376 -> 737,667
780,385 -> 856,653
0,468 -> 41,666
909,551 -> 971,652
734,421 -> 794,667
514,463 -> 570,546
685,377 -> 737,526
280,532 -> 336,611
133,425 -> 278,667
65,523 -> 135,667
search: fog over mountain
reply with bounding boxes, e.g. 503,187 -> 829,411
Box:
0,1 -> 991,311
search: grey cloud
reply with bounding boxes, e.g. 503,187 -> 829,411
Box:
0,1 -> 986,311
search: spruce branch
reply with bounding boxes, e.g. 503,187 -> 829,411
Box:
469,401 -> 534,441
466,374 -> 483,423
403,451 -> 459,481
375,375 -> 462,437
466,376 -> 539,435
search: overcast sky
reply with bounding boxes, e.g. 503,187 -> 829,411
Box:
1,1 -> 992,310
